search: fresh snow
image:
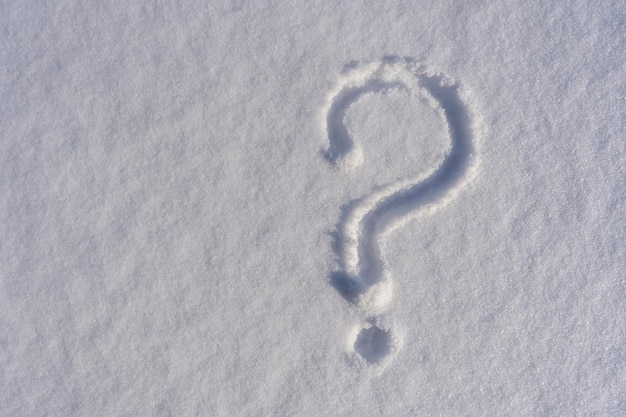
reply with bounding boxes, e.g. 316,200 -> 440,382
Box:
1,1 -> 625,416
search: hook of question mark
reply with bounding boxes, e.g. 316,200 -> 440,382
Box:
322,56 -> 480,368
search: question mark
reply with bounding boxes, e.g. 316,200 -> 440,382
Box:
322,57 -> 480,368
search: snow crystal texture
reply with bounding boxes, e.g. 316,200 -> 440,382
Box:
1,1 -> 624,416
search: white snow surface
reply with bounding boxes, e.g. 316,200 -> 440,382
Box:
1,1 -> 625,416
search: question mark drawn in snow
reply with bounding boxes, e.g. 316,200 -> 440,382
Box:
322,57 -> 480,368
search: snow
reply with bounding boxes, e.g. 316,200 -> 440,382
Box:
1,1 -> 625,416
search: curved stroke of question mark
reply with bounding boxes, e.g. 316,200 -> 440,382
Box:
323,57 -> 480,314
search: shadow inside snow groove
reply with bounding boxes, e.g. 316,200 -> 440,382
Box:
324,57 -> 478,312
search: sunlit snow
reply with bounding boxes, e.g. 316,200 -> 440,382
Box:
1,1 -> 624,416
